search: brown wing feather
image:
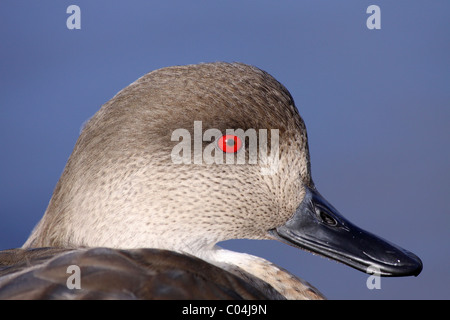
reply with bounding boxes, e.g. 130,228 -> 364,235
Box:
0,248 -> 268,299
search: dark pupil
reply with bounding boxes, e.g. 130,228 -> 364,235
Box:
226,138 -> 235,146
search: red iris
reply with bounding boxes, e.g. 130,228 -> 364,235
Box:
218,135 -> 242,153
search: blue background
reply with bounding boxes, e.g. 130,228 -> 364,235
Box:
0,1 -> 448,299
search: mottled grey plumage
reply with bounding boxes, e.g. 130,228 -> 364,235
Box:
1,62 -> 325,299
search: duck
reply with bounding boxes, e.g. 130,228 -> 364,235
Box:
0,62 -> 422,300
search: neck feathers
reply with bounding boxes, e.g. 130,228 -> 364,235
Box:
203,248 -> 325,300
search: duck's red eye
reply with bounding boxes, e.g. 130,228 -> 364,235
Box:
218,135 -> 242,153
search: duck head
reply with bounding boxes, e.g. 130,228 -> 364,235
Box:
25,62 -> 422,278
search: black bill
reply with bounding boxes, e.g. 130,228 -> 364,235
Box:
269,186 -> 423,277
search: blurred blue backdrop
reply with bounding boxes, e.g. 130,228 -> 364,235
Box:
0,1 -> 448,299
